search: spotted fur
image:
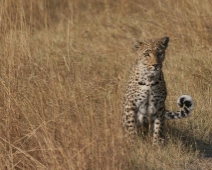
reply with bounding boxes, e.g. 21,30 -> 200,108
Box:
122,37 -> 194,144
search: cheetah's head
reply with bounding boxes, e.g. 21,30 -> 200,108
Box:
132,37 -> 169,71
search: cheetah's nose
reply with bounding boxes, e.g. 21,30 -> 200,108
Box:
152,64 -> 159,68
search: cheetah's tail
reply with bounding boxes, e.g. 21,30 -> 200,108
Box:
165,95 -> 194,120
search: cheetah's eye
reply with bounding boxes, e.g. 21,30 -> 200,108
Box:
144,53 -> 149,57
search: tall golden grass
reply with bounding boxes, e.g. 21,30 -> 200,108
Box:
0,0 -> 212,169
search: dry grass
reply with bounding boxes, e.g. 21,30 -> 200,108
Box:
0,0 -> 212,169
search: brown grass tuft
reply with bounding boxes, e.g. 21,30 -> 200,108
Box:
0,0 -> 212,169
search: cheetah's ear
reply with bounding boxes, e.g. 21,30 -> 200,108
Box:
132,38 -> 142,51
160,36 -> 169,49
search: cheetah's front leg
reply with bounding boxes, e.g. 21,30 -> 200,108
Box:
137,113 -> 149,136
152,116 -> 165,145
123,103 -> 137,135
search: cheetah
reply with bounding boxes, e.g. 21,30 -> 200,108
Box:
122,36 -> 194,145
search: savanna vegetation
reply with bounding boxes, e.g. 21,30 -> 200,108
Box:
0,0 -> 212,169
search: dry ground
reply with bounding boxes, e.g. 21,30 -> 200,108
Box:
0,0 -> 212,169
